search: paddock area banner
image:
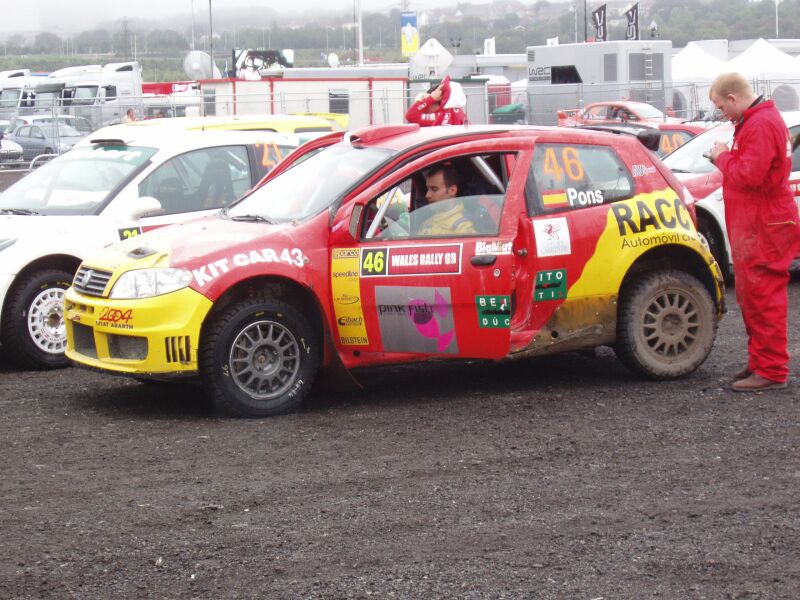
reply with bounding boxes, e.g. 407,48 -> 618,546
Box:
592,4 -> 607,42
625,3 -> 640,40
401,12 -> 419,57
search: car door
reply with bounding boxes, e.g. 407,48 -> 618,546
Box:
29,125 -> 47,157
329,139 -> 534,361
514,138 -> 639,346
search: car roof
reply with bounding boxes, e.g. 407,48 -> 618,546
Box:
120,114 -> 334,133
73,126 -> 297,152
344,123 -> 648,153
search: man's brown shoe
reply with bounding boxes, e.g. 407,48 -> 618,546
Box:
734,367 -> 752,380
731,373 -> 787,392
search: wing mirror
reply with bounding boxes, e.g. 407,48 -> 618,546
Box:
117,196 -> 163,221
330,200 -> 362,244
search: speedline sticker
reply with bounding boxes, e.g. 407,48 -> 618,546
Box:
331,248 -> 368,346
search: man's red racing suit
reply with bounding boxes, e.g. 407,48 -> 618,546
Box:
715,99 -> 800,382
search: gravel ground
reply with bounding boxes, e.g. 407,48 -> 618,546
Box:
1,281 -> 799,599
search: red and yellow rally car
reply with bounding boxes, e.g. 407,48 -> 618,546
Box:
65,124 -> 725,417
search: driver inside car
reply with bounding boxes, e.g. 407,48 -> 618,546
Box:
415,164 -> 477,236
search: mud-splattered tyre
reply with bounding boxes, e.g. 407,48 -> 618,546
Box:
615,269 -> 717,380
1,269 -> 73,370
199,297 -> 321,418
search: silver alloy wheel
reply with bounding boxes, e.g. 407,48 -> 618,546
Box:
26,287 -> 67,354
228,319 -> 301,400
640,289 -> 699,357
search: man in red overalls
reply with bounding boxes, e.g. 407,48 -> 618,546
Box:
709,72 -> 800,392
405,75 -> 467,127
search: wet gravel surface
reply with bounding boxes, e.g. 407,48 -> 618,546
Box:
1,281 -> 799,599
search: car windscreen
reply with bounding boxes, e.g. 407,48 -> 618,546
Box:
0,145 -> 156,215
228,144 -> 393,223
41,123 -> 82,137
632,103 -> 665,119
0,89 -> 21,108
71,86 -> 99,105
662,123 -> 733,175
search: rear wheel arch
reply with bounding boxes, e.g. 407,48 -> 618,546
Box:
614,245 -> 721,380
618,245 -> 721,313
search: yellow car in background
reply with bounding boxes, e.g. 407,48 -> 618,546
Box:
120,114 -> 336,143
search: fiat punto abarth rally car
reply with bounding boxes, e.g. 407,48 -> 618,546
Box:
0,126 -> 296,369
65,123 -> 725,418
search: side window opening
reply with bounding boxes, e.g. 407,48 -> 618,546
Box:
526,143 -> 634,215
789,126 -> 800,172
138,146 -> 252,215
362,153 -> 513,240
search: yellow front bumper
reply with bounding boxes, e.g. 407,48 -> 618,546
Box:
64,286 -> 213,375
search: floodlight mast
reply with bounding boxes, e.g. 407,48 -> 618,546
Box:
357,0 -> 364,66
208,0 -> 214,79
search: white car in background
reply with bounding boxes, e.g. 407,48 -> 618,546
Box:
0,125 -> 297,369
0,130 -> 23,164
662,111 -> 800,277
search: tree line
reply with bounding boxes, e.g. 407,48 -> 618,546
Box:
2,0 -> 799,78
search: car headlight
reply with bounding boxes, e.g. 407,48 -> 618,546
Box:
109,268 -> 193,299
0,238 -> 17,252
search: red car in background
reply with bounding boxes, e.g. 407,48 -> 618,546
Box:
558,101 -> 706,157
558,101 -> 684,127
576,121 -> 707,158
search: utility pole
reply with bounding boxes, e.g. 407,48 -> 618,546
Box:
191,0 -> 196,51
208,0 -> 214,78
583,0 -> 587,42
357,0 -> 364,65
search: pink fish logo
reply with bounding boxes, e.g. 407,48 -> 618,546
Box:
406,290 -> 455,352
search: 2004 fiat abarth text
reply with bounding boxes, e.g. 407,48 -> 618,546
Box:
65,124 -> 725,417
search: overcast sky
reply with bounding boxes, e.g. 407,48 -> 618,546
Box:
2,0 -> 483,34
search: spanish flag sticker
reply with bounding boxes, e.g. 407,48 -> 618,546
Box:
542,189 -> 568,207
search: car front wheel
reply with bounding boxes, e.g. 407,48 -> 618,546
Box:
200,296 -> 321,418
1,269 -> 73,370
615,269 -> 716,380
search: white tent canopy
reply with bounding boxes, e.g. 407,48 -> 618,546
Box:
725,38 -> 800,80
672,42 -> 726,82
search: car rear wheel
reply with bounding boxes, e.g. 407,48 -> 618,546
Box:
615,269 -> 716,380
1,269 -> 72,370
199,296 -> 321,418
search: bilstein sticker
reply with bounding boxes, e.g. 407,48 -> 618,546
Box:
475,295 -> 511,328
375,286 -> 458,354
360,244 -> 461,277
535,269 -> 567,301
533,217 -> 571,257
331,247 -> 368,346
